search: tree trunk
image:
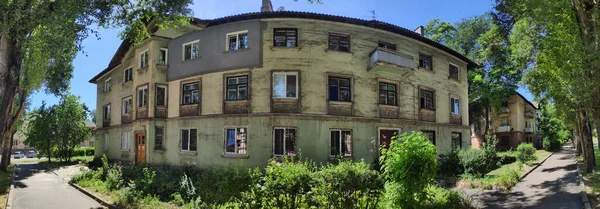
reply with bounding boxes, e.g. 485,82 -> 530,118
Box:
581,111 -> 596,173
484,105 -> 490,139
575,130 -> 583,155
0,32 -> 22,172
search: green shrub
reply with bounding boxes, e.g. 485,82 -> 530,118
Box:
197,166 -> 259,205
105,165 -> 123,190
516,143 -> 537,165
177,174 -> 197,203
458,138 -> 499,177
426,185 -> 473,209
259,157 -> 318,208
314,160 -> 384,209
493,169 -> 520,190
380,132 -> 437,208
73,147 -> 95,156
438,150 -> 463,176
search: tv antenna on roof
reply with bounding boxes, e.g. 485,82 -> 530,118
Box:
369,10 -> 376,20
277,6 -> 285,11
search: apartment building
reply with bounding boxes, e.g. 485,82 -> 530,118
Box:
89,4 -> 477,167
471,93 -> 541,150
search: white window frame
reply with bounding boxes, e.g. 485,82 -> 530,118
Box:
329,129 -> 352,157
158,48 -> 168,65
103,134 -> 109,150
273,127 -> 297,156
225,30 -> 249,51
140,50 -> 149,69
272,72 -> 298,99
103,104 -> 111,120
224,127 -> 248,155
123,67 -> 133,83
449,63 -> 460,80
121,131 -> 130,150
180,128 -> 197,152
182,40 -> 199,61
137,85 -> 148,108
122,96 -> 132,115
451,97 -> 460,115
104,78 -> 112,92
156,84 -> 168,107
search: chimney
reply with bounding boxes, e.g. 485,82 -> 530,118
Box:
414,26 -> 424,36
261,0 -> 273,12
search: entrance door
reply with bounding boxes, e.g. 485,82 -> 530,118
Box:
379,129 -> 399,155
136,133 -> 146,165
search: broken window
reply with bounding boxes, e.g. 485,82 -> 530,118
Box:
225,128 -> 247,155
273,128 -> 296,156
328,77 -> 351,102
330,129 -> 352,157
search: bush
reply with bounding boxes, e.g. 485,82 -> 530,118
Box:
256,157 -> 318,208
73,147 -> 95,156
458,138 -> 499,177
516,143 -> 537,165
438,150 -> 463,176
197,166 -> 259,205
493,169 -> 520,190
380,132 -> 437,208
426,185 -> 474,209
105,165 -> 124,190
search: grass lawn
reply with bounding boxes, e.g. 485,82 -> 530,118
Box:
581,145 -> 600,208
12,156 -> 94,165
487,150 -> 551,177
0,165 -> 14,209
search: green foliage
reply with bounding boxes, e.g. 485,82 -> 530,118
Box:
426,185 -> 474,209
380,132 -> 437,208
438,150 -> 463,176
257,157 -> 318,208
458,138 -> 500,177
105,165 -> 124,190
516,143 -> 537,165
493,169 -> 520,190
177,174 -> 196,203
197,166 -> 259,205
73,147 -> 95,156
539,104 -> 569,151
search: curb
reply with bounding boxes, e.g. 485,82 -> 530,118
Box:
519,151 -> 555,180
68,182 -> 118,209
6,165 -> 16,209
576,156 -> 593,209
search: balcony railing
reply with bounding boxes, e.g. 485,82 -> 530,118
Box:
497,125 -> 510,132
121,115 -> 132,124
525,127 -> 533,133
368,48 -> 415,71
499,107 -> 510,114
525,111 -> 535,118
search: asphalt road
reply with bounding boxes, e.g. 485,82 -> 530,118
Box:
9,163 -> 103,209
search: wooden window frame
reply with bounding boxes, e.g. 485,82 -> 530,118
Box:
329,129 -> 352,157
378,82 -> 397,106
273,127 -> 297,156
419,53 -> 433,71
121,131 -> 131,150
136,85 -> 148,108
139,50 -> 149,69
123,67 -> 133,83
419,89 -> 435,110
450,96 -> 460,115
103,104 -> 111,120
158,48 -> 168,65
224,127 -> 248,155
451,132 -> 462,150
225,75 -> 249,101
328,76 -> 352,102
328,32 -> 351,52
181,81 -> 200,105
182,40 -> 200,61
449,63 -> 459,80
226,30 -> 249,51
273,28 -> 298,47
377,41 -> 396,51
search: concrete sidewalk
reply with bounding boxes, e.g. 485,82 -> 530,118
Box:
471,145 -> 582,209
9,163 -> 103,209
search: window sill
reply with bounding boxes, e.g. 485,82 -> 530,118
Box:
122,81 -> 133,86
270,46 -> 300,50
328,156 -> 354,161
120,149 -> 130,152
272,98 -> 299,101
179,151 -> 197,156
182,57 -> 201,63
418,67 -> 434,73
221,154 -> 249,159
225,99 -> 249,103
379,104 -> 399,108
156,63 -> 168,66
448,77 -> 461,83
451,113 -> 461,116
420,108 -> 436,111
328,100 -> 353,104
223,48 -> 251,53
180,103 -> 199,106
326,49 -> 353,55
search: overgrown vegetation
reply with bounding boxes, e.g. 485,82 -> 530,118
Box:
516,143 -> 537,166
457,137 -> 500,177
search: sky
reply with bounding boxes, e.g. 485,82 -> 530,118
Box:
29,0 -> 533,110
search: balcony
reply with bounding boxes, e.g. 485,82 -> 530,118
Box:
498,107 -> 509,116
525,127 -> 533,133
368,48 -> 415,72
525,111 -> 535,118
497,125 -> 510,132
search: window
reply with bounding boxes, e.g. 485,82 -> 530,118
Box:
140,51 -> 148,69
225,128 -> 247,155
449,64 -> 459,80
330,129 -> 352,157
180,129 -> 197,152
328,33 -> 350,52
420,89 -> 435,110
451,132 -> 462,150
501,118 -> 509,126
183,41 -> 199,60
158,48 -> 168,65
451,97 -> 460,115
226,76 -> 248,100
328,77 -> 351,102
227,31 -> 249,51
273,128 -> 296,156
422,130 -> 436,145
273,73 -> 297,98
419,53 -> 432,70
123,67 -> 133,82
155,127 -> 164,150
104,78 -> 112,92
379,82 -> 396,105
500,136 -> 509,146
137,85 -> 148,108
121,131 -> 130,150
156,85 -> 167,107
122,97 -> 132,115
103,104 -> 111,120
378,41 -> 396,51
181,82 -> 199,105
103,134 -> 109,150
273,28 -> 297,47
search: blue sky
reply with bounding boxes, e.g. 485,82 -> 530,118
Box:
29,0 -> 533,110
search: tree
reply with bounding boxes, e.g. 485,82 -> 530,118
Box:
538,103 -> 570,151
89,109 -> 96,123
24,102 -> 56,163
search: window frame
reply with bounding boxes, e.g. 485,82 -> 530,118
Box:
419,89 -> 435,110
104,78 -> 112,92
419,53 -> 433,71
273,127 -> 297,156
103,104 -> 111,120
121,131 -> 130,150
449,63 -> 459,80
136,85 -> 148,108
226,30 -> 249,51
123,67 -> 133,83
156,84 -> 168,107
155,126 -> 164,150
181,82 -> 200,105
182,40 -> 200,61
273,28 -> 298,47
272,72 -> 298,99
422,130 -> 436,145
451,132 -> 462,150
158,48 -> 168,65
180,128 -> 198,152
122,96 -> 132,116
139,50 -> 149,69
328,76 -> 352,102
328,32 -> 351,52
103,134 -> 109,150
377,41 -> 396,51
450,97 -> 460,115
378,82 -> 397,106
225,75 -> 249,101
329,129 -> 352,158
224,127 -> 248,155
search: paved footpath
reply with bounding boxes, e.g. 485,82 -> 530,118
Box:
9,163 -> 103,209
471,145 -> 582,209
